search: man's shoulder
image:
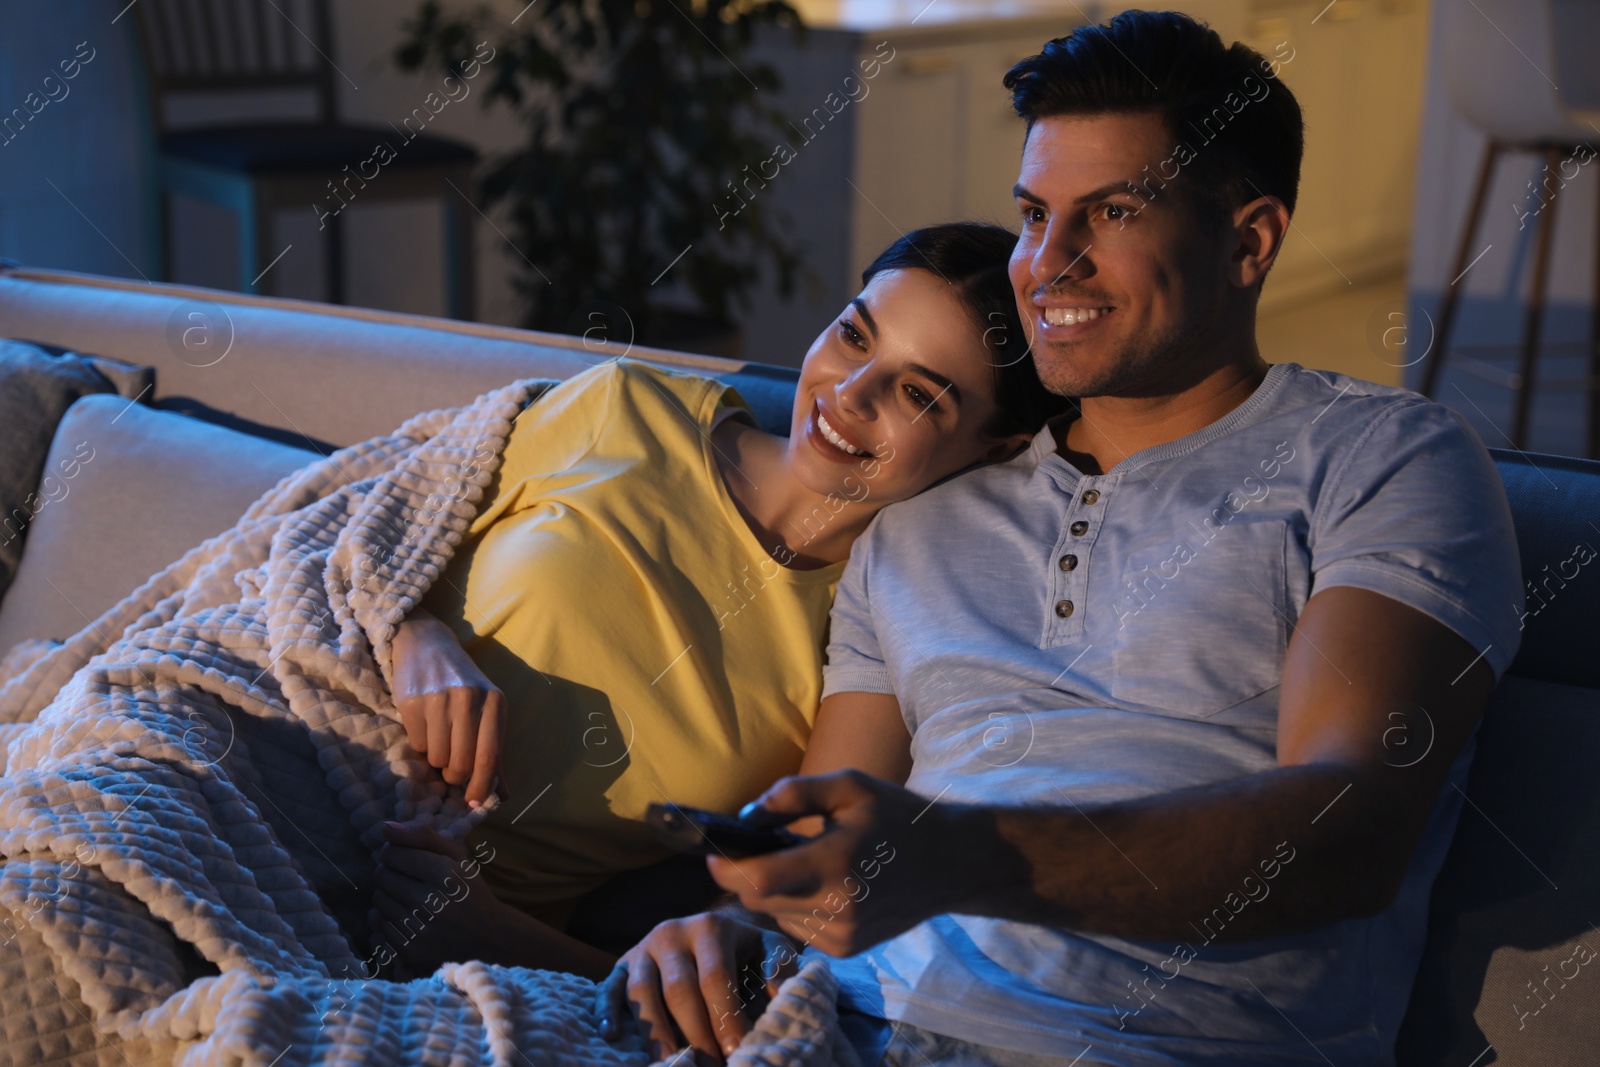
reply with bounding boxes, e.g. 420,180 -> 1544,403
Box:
1254,363 -> 1482,468
1264,363 -> 1439,425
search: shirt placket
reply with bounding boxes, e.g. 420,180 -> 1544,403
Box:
1042,475 -> 1110,646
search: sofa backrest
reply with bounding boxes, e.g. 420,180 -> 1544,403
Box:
1395,449 -> 1600,1066
0,267 -> 800,445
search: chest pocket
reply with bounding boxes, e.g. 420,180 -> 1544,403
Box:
1109,518 -> 1290,718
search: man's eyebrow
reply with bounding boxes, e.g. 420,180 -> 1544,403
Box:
850,297 -> 879,338
906,363 -> 962,406
1014,179 -> 1149,207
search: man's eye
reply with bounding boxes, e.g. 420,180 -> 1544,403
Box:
1021,205 -> 1046,225
1101,202 -> 1134,222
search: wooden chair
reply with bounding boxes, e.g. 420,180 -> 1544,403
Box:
134,0 -> 477,318
1421,0 -> 1600,457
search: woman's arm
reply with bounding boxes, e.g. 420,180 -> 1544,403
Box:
787,692 -> 912,836
390,607 -> 507,806
799,692 -> 913,781
373,823 -> 616,981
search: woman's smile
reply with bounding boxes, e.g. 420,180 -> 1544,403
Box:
805,402 -> 872,463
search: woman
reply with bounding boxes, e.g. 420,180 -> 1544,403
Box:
368,223 -> 1070,980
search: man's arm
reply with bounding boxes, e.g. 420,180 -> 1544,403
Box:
714,586 -> 1495,951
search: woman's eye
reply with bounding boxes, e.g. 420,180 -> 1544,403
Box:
839,319 -> 867,350
905,383 -> 940,413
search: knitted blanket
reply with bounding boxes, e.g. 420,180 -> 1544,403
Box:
0,380 -> 855,1067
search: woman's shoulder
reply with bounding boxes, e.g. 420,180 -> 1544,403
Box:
604,357 -> 736,424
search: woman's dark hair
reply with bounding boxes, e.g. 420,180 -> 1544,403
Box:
1004,10 -> 1304,226
861,222 -> 1072,438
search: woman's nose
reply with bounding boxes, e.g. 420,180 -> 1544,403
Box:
835,366 -> 873,419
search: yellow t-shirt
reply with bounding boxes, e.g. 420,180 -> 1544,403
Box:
424,359 -> 843,927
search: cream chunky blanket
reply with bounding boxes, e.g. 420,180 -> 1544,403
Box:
0,380 -> 855,1067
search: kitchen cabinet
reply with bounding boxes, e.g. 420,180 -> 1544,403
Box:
736,0 -> 1430,365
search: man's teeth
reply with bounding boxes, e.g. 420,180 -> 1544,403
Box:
817,412 -> 868,455
1043,306 -> 1110,326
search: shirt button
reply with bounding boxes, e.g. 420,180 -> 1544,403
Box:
1059,553 -> 1078,572
1082,489 -> 1101,505
1055,599 -> 1075,618
1070,520 -> 1089,536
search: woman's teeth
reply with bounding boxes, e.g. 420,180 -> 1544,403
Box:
817,411 -> 868,455
1043,306 -> 1110,326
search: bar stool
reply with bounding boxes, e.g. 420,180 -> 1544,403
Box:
133,0 -> 478,318
1422,0 -> 1600,456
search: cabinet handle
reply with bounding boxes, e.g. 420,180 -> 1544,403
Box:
902,54 -> 956,75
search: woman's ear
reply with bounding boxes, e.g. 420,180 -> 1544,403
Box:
983,431 -> 1033,463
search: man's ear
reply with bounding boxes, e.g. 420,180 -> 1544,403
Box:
1229,195 -> 1289,289
983,431 -> 1034,462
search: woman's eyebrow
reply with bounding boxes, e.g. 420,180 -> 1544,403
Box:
850,297 -> 879,338
906,363 -> 961,407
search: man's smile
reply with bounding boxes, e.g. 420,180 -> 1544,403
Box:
1035,303 -> 1117,339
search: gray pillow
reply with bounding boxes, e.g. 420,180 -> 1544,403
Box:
0,395 -> 315,657
0,340 -> 154,596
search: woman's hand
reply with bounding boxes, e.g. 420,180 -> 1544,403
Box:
596,909 -> 800,1062
391,608 -> 508,806
369,822 -> 505,976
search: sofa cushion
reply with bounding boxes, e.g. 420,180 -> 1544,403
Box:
0,396 -> 315,654
1491,449 -> 1600,690
1397,674 -> 1600,1065
0,340 -> 154,599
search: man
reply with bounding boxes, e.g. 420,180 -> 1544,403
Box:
601,11 -> 1522,1065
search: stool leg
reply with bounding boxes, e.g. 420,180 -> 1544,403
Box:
158,187 -> 173,283
444,170 -> 475,321
324,209 -> 345,305
1591,161 -> 1600,459
239,187 -> 262,294
1512,148 -> 1562,450
1423,140 -> 1500,398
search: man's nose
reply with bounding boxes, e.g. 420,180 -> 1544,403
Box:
1032,222 -> 1093,291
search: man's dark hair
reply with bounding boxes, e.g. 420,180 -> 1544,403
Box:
862,223 -> 1074,436
1004,10 -> 1304,225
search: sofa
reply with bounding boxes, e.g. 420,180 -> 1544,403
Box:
0,266 -> 1595,1065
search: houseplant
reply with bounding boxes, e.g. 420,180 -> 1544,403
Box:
396,0 -> 806,353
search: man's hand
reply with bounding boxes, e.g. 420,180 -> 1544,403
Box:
391,608 -> 508,806
596,910 -> 800,1062
707,771 -> 963,958
369,822 -> 506,975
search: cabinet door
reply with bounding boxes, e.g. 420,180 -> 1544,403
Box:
849,46 -> 964,279
1238,0 -> 1428,304
960,40 -> 1036,232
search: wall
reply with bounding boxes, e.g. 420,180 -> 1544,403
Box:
0,1 -> 153,282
